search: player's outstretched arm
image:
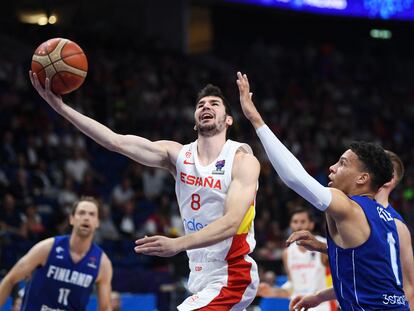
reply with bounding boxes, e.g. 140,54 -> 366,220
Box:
286,230 -> 328,254
134,152 -> 260,256
237,71 -> 332,211
0,238 -> 53,306
237,71 -> 358,223
29,72 -> 181,170
395,220 -> 414,310
96,253 -> 113,311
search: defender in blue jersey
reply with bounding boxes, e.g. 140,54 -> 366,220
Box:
286,150 -> 414,309
0,197 -> 113,311
237,72 -> 410,310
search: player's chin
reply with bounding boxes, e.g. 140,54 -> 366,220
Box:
78,227 -> 93,236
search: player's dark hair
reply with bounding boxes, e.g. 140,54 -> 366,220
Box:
289,206 -> 314,222
385,150 -> 404,184
71,196 -> 100,217
349,142 -> 393,191
196,84 -> 232,117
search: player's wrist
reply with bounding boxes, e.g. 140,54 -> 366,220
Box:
314,292 -> 325,305
249,114 -> 265,129
316,241 -> 328,253
176,236 -> 189,253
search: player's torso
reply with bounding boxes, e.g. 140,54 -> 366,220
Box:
287,237 -> 326,295
175,139 -> 256,262
21,235 -> 102,311
327,196 -> 408,310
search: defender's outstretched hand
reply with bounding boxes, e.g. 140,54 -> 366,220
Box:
134,235 -> 182,257
236,71 -> 264,129
286,230 -> 328,254
29,71 -> 64,112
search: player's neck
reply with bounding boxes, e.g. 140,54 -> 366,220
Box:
69,233 -> 92,257
197,132 -> 227,166
375,189 -> 391,207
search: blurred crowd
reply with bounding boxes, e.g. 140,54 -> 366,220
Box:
1,33 -> 414,290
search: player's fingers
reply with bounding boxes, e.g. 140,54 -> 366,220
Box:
45,78 -> 51,93
31,72 -> 40,89
135,236 -> 159,245
134,245 -> 160,253
28,71 -> 34,86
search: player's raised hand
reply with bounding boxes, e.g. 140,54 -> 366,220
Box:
289,294 -> 321,311
286,230 -> 327,254
29,71 -> 63,112
236,71 -> 264,129
134,235 -> 182,257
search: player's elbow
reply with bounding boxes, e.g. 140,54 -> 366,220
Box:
225,219 -> 240,237
107,134 -> 122,152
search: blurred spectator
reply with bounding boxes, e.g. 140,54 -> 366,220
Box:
116,199 -> 138,238
111,291 -> 121,311
111,177 -> 135,208
21,203 -> 45,241
8,169 -> 32,205
142,168 -> 167,199
64,148 -> 90,184
31,160 -> 55,198
94,205 -> 120,243
0,194 -> 25,239
57,177 -> 79,207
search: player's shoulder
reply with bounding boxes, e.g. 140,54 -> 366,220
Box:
234,151 -> 260,171
233,141 -> 258,162
24,237 -> 55,266
34,237 -> 55,253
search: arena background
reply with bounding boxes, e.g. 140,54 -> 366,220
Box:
1,0 -> 414,310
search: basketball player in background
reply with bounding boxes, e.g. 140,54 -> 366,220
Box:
30,72 -> 260,310
258,207 -> 336,311
237,71 -> 409,310
0,197 -> 113,311
287,150 -> 414,310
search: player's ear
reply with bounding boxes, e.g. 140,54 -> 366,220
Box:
226,115 -> 233,127
356,172 -> 370,186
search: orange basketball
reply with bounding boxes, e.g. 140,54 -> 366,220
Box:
31,38 -> 88,95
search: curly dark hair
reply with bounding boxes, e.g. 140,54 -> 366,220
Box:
195,84 -> 232,117
349,142 -> 393,191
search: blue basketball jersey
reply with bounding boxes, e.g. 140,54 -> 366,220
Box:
21,235 -> 103,311
386,204 -> 405,224
327,196 -> 409,310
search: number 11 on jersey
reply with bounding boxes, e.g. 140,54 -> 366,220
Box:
58,288 -> 70,306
